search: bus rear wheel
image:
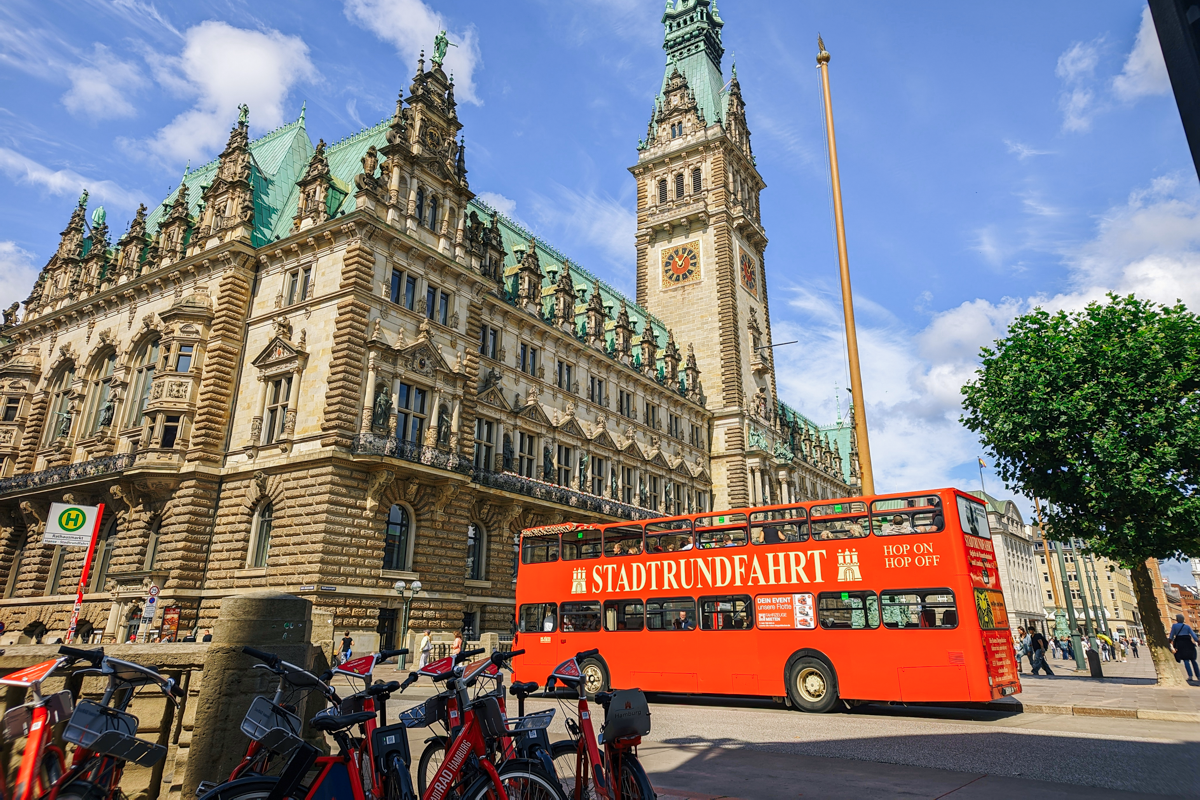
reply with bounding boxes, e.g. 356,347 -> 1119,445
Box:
787,657 -> 838,713
579,658 -> 609,699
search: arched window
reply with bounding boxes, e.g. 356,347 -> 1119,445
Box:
83,351 -> 117,434
42,365 -> 76,447
692,167 -> 702,193
250,502 -> 273,568
89,516 -> 118,592
415,188 -> 425,226
657,179 -> 667,204
675,173 -> 684,199
465,522 -> 486,581
382,504 -> 412,572
428,196 -> 439,231
126,338 -> 159,429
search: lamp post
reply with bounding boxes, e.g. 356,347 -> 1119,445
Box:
393,579 -> 422,668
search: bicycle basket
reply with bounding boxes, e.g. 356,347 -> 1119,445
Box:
398,693 -> 447,729
507,709 -> 555,735
371,722 -> 410,770
4,691 -> 73,738
600,689 -> 651,741
240,696 -> 303,756
64,700 -> 166,767
475,695 -> 506,741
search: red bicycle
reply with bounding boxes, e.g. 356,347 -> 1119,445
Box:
546,650 -> 655,800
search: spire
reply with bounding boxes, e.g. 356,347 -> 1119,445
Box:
659,0 -> 725,126
299,101 -> 306,123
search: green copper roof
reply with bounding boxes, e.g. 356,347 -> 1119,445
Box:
777,400 -> 855,483
660,0 -> 727,126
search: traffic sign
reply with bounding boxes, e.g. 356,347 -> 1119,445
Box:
45,503 -> 99,547
149,585 -> 160,597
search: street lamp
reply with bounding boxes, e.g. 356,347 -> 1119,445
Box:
393,579 -> 422,668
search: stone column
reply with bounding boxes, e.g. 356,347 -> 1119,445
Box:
749,466 -> 759,506
361,356 -> 378,434
182,591 -> 315,798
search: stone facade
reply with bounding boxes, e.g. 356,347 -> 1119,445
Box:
0,2 -> 854,650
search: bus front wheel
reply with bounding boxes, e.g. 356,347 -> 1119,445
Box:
786,657 -> 838,713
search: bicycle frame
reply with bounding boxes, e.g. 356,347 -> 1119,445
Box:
1,657 -> 69,800
423,701 -> 504,800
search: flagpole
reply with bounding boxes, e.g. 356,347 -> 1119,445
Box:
817,36 -> 874,496
66,503 -> 105,643
978,460 -> 986,494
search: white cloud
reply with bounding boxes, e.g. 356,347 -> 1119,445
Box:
773,173 -> 1200,496
528,184 -> 636,280
1113,7 -> 1170,102
1056,40 -> 1101,83
140,21 -> 316,163
0,147 -> 139,209
1056,39 -> 1104,133
0,241 -> 39,315
62,44 -> 146,120
1004,139 -> 1052,160
343,0 -> 481,105
475,191 -> 518,219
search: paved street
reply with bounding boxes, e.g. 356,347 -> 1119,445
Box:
382,670 -> 1200,798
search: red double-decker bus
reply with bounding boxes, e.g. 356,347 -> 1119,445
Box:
512,488 -> 1019,712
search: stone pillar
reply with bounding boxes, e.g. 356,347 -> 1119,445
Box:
749,466 -> 759,506
182,591 -> 315,798
361,358 -> 378,434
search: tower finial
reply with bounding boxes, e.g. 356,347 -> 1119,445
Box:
299,101 -> 306,123
182,160 -> 190,180
817,35 -> 830,65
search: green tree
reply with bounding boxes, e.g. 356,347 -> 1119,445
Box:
961,294 -> 1200,686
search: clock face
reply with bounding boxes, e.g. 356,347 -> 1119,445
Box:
739,247 -> 758,297
661,242 -> 701,288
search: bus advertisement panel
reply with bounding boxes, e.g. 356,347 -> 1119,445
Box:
513,488 -> 1020,712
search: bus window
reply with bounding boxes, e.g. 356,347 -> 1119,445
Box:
694,513 -> 748,548
561,601 -> 602,632
604,599 -> 645,632
957,495 -> 990,539
604,524 -> 644,557
871,496 -> 944,535
561,527 -> 603,560
881,590 -> 957,629
518,603 -> 557,633
810,501 -> 869,541
645,519 -> 692,553
522,533 -> 560,563
646,597 -> 696,631
699,595 -> 753,630
750,508 -> 808,545
817,591 -> 879,629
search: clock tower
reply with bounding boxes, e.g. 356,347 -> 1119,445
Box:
631,0 -> 773,510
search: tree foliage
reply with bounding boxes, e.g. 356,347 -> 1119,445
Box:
961,294 -> 1200,565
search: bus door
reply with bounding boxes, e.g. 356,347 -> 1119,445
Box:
516,528 -> 566,683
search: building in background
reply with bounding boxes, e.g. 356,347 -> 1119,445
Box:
1035,531 -> 1143,642
0,1 -> 856,648
968,492 -> 1042,636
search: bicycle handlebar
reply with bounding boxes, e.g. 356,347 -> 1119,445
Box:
242,646 -> 281,667
455,648 -> 485,664
58,645 -> 104,667
378,649 -> 408,661
399,672 -> 419,691
490,649 -> 525,667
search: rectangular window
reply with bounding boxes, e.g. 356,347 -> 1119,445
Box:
604,600 -> 645,632
519,343 -> 539,376
2,397 -> 19,422
287,267 -> 311,306
817,591 -> 880,630
644,402 -> 659,429
264,376 -> 292,444
161,414 -> 182,449
521,534 -> 559,564
437,291 -> 450,326
751,507 -> 808,545
517,431 -> 536,478
618,390 -> 634,418
648,475 -> 659,510
174,345 -> 194,373
390,268 -> 403,304
689,423 -> 705,448
556,445 -> 573,487
880,589 -> 957,629
646,597 -> 696,631
957,495 -> 990,538
404,275 -> 417,310
396,382 -> 428,444
694,513 -> 748,548
1046,590 -> 1053,601
622,466 -> 634,505
675,172 -> 684,199
668,413 -> 682,439
811,501 -> 869,541
645,519 -> 691,553
479,325 -> 499,359
699,595 -> 753,630
557,361 -> 574,391
591,456 -> 606,496
560,527 -> 602,561
426,286 -> 437,320
518,602 -> 557,633
473,417 -> 495,470
588,376 -> 605,405
604,524 -> 643,557
870,495 -> 946,535
692,167 -> 702,193
1043,572 -> 1049,583
561,601 -> 602,633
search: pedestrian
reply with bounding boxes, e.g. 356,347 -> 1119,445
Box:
1015,627 -> 1026,673
1131,638 -> 1139,658
1029,628 -> 1054,676
452,630 -> 463,655
201,628 -> 213,642
338,632 -> 354,665
1168,614 -> 1199,682
1062,636 -> 1075,661
419,629 -> 432,669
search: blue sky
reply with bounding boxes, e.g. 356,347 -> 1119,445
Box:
0,1 -> 1196,581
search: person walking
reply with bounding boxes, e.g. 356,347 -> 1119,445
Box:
418,629 -> 432,669
1015,627 -> 1027,673
1168,614 -> 1199,683
338,632 -> 353,665
452,630 -> 463,656
1029,628 -> 1055,676
1131,638 -> 1139,658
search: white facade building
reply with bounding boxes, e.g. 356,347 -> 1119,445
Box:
970,492 -> 1044,635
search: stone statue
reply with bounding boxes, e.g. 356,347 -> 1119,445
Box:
578,451 -> 589,489
97,397 -> 115,428
502,434 -> 514,471
2,302 -> 19,328
238,103 -> 249,125
57,411 -> 73,439
361,146 -> 378,178
371,390 -> 392,431
543,445 -> 554,482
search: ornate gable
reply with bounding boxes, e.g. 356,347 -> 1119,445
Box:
517,401 -> 552,427
556,416 -> 586,440
590,428 -> 618,451
252,336 -> 306,376
398,337 -> 451,378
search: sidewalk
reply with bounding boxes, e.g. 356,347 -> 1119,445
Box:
984,649 -> 1200,722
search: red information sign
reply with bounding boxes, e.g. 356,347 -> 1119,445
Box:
964,534 -> 1000,590
754,593 -> 815,630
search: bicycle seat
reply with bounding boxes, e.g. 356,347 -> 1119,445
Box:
509,681 -> 540,697
309,709 -> 375,732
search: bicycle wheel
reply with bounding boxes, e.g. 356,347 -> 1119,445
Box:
549,740 -> 593,800
462,761 -> 567,800
416,737 -> 447,797
52,780 -> 108,800
196,776 -> 299,800
615,755 -> 655,800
